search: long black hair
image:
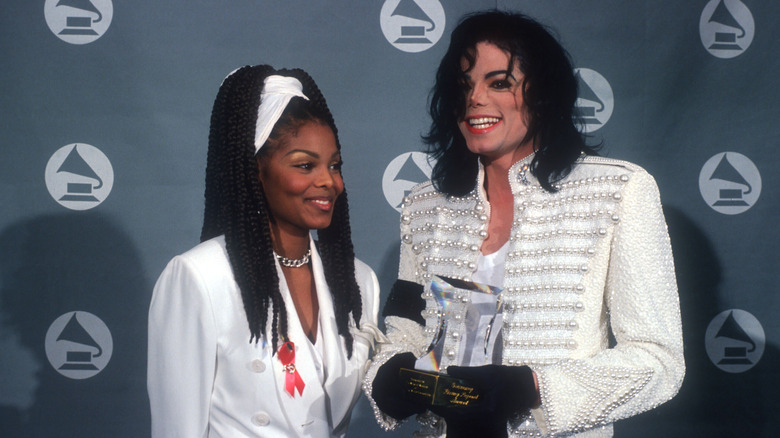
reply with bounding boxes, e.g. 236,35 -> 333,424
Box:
200,65 -> 362,357
424,10 -> 598,195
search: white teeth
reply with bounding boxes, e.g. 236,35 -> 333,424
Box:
311,199 -> 330,206
468,117 -> 499,129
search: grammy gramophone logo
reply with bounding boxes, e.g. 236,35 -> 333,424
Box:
574,68 -> 614,133
705,309 -> 764,373
44,0 -> 114,45
45,311 -> 113,379
380,0 -> 445,53
700,0 -> 754,59
382,152 -> 434,212
45,143 -> 114,211
698,152 -> 761,215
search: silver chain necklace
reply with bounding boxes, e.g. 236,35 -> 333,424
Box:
274,248 -> 311,268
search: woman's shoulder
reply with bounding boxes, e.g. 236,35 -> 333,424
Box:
352,257 -> 378,294
176,235 -> 229,265
352,256 -> 374,278
153,236 -> 236,306
163,235 -> 232,281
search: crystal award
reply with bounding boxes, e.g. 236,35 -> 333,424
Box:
400,275 -> 503,407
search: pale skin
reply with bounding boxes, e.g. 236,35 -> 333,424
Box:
459,41 -> 541,402
257,121 -> 344,344
459,43 -> 535,254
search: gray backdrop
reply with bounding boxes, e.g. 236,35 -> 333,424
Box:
1,1 -> 778,437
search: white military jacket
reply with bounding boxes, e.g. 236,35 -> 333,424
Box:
148,234 -> 381,438
364,155 -> 684,437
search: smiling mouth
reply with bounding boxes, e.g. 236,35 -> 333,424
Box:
308,198 -> 334,211
466,117 -> 500,130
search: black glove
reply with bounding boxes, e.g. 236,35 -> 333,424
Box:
371,352 -> 426,420
441,417 -> 505,438
430,365 -> 538,438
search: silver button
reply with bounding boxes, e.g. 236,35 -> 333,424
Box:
250,359 -> 266,373
252,412 -> 271,427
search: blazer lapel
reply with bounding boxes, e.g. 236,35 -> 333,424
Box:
269,245 -> 330,435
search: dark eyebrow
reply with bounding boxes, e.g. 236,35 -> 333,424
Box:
283,149 -> 342,161
461,69 -> 516,82
485,69 -> 516,80
283,149 -> 319,159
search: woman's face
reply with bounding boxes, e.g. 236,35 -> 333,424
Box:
258,121 -> 344,236
458,41 -> 531,163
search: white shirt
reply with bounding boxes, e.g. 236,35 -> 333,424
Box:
471,241 -> 510,288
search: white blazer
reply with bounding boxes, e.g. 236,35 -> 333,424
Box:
148,235 -> 381,437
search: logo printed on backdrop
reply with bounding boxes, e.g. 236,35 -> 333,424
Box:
698,152 -> 761,214
45,143 -> 114,211
44,0 -> 113,45
380,0 -> 445,53
705,309 -> 764,373
574,68 -> 614,133
383,152 -> 433,212
700,0 -> 754,58
45,311 -> 113,379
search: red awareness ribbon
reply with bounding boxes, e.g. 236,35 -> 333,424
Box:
278,341 -> 305,397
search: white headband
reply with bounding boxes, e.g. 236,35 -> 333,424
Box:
254,75 -> 309,154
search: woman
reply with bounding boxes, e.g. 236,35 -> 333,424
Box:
366,11 -> 684,438
148,65 -> 381,437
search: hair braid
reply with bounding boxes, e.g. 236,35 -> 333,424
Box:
318,190 -> 362,358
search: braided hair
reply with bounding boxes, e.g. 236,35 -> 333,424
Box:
201,65 -> 363,357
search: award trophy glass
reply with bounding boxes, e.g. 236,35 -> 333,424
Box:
400,276 -> 503,407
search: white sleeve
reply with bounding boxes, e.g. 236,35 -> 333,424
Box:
533,170 -> 685,436
147,255 -> 216,438
355,258 -> 382,332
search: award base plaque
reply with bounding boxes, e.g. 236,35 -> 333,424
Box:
399,368 -> 480,407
